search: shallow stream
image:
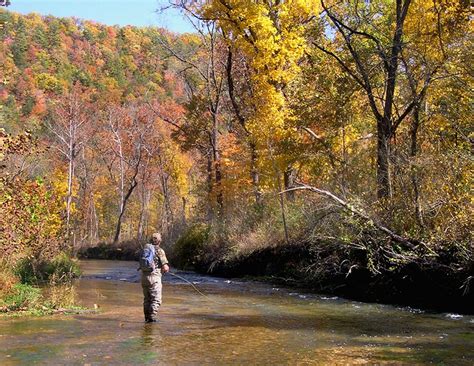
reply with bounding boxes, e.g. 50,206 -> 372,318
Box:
1,260 -> 473,365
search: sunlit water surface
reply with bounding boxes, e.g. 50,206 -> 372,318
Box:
1,260 -> 473,365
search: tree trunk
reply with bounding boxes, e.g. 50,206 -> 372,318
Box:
113,179 -> 138,244
377,117 -> 392,199
211,115 -> 224,217
113,210 -> 124,244
410,105 -> 424,227
137,189 -> 145,242
376,0 -> 411,199
66,152 -> 74,235
161,173 -> 173,230
268,142 -> 289,244
113,149 -> 141,244
137,187 -> 151,241
341,120 -> 349,197
277,172 -> 290,244
284,165 -> 296,202
226,48 -> 262,206
181,196 -> 187,226
89,192 -> 99,244
206,153 -> 213,220
318,0 -> 413,200
250,142 -> 262,206
157,153 -> 173,232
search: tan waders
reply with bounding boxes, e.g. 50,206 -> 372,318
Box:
142,272 -> 162,322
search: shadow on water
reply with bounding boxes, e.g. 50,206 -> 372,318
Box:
1,260 -> 473,365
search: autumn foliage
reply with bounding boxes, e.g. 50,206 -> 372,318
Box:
0,1 -> 472,309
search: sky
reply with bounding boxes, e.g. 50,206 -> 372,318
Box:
8,0 -> 195,33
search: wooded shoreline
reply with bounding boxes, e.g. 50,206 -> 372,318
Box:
79,242 -> 473,315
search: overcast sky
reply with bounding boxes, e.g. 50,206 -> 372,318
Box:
8,0 -> 195,32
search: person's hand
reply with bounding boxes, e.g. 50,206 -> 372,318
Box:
161,264 -> 170,274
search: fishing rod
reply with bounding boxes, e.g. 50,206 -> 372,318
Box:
166,271 -> 226,305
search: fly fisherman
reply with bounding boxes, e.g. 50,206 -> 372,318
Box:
139,232 -> 170,323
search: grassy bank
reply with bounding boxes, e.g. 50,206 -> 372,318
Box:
0,253 -> 83,316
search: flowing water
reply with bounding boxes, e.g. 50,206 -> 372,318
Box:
1,260 -> 473,365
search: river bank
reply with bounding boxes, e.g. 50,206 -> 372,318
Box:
195,243 -> 473,315
78,241 -> 473,315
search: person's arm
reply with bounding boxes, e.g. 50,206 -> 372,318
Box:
157,248 -> 170,273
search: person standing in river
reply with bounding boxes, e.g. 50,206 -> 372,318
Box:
140,232 -> 170,323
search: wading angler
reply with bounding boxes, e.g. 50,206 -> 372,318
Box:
139,232 -> 170,323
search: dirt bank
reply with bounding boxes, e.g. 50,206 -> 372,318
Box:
194,242 -> 473,314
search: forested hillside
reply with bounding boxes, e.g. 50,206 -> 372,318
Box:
1,10 -> 193,248
1,1 -> 472,311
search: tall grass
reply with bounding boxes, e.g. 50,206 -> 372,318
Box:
0,253 -> 80,315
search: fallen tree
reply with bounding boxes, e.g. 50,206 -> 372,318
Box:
281,182 -> 432,252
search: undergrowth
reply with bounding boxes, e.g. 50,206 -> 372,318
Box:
0,252 -> 82,316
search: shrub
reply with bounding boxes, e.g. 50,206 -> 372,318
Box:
44,252 -> 81,280
45,276 -> 76,309
14,253 -> 80,284
172,223 -> 210,268
0,263 -> 18,299
14,258 -> 39,284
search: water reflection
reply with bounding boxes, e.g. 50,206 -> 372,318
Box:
141,324 -> 154,346
141,323 -> 164,347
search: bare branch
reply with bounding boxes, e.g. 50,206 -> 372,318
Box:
321,0 -> 383,121
280,182 -> 430,250
311,42 -> 365,89
300,127 -> 341,168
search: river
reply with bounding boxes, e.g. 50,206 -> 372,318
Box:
1,260 -> 473,365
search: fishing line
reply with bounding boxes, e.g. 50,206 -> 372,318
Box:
166,271 -> 226,305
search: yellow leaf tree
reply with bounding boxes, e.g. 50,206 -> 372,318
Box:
202,0 -> 319,142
